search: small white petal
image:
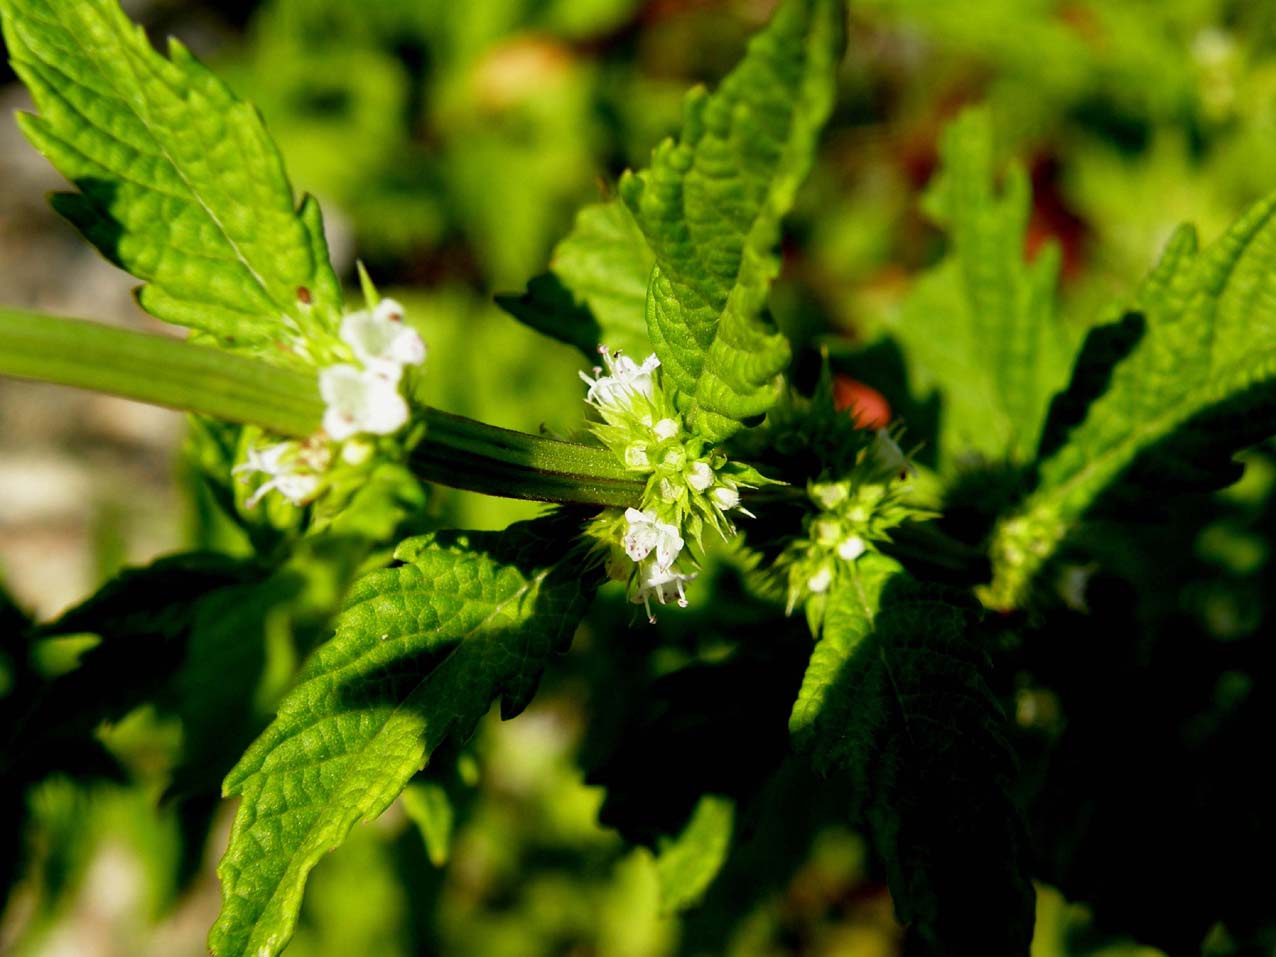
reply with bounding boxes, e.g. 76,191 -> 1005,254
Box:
686,461 -> 715,492
837,535 -> 867,561
274,473 -> 322,506
632,559 -> 696,622
581,348 -> 661,410
237,441 -> 323,507
340,304 -> 426,381
320,363 -> 411,439
710,485 -> 740,510
652,418 -> 680,441
808,565 -> 834,594
622,508 -> 684,569
373,298 -> 405,323
624,444 -> 650,469
811,482 -> 848,510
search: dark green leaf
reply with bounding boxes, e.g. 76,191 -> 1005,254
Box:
791,553 -> 1034,955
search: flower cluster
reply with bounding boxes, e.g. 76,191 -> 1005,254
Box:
235,297 -> 426,508
776,428 -> 924,622
582,347 -> 763,620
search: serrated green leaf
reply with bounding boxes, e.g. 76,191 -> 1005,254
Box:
791,552 -> 1034,954
988,192 -> 1276,609
497,200 -> 655,358
210,517 -> 597,957
0,0 -> 342,348
874,108 -> 1074,467
654,793 -> 734,915
618,0 -> 844,442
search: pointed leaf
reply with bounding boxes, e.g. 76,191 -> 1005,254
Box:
988,193 -> 1276,608
210,518 -> 597,957
654,793 -> 735,915
0,0 -> 343,347
876,108 -> 1074,466
791,553 -> 1034,955
401,780 -> 454,868
619,0 -> 844,441
497,200 -> 655,358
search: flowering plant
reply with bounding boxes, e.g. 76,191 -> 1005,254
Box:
4,1 -> 1276,955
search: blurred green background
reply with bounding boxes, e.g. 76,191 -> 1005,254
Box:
3,0 -> 1276,954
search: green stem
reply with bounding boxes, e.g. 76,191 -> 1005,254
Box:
0,307 -> 644,508
0,307 -> 323,435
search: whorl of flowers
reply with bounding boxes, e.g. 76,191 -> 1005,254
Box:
235,295 -> 426,509
581,347 -> 765,620
775,427 -> 925,626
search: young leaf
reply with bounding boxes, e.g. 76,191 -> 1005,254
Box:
988,193 -> 1276,609
654,793 -> 735,915
791,553 -> 1034,955
873,108 -> 1074,467
401,780 -> 455,868
0,0 -> 342,347
210,518 -> 597,957
497,200 -> 655,359
619,0 -> 845,442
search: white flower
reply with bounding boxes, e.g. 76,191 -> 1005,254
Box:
813,518 -> 842,546
807,564 -> 834,594
811,482 -> 848,510
233,441 -> 322,507
622,507 -> 684,569
837,535 -> 866,561
339,298 -> 427,383
710,484 -> 740,511
686,461 -> 715,492
624,444 -> 650,469
652,417 -> 680,441
579,347 -> 660,411
633,560 -> 696,622
320,363 -> 411,440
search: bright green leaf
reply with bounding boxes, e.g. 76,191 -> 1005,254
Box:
619,0 -> 845,442
988,192 -> 1276,609
0,0 -> 342,348
654,793 -> 735,915
791,552 -> 1034,954
210,517 -> 597,957
401,780 -> 454,867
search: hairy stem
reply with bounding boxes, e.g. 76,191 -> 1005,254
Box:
0,308 -> 645,507
0,308 -> 322,435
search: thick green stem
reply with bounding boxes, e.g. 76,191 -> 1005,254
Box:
0,308 -> 323,435
0,308 -> 645,507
